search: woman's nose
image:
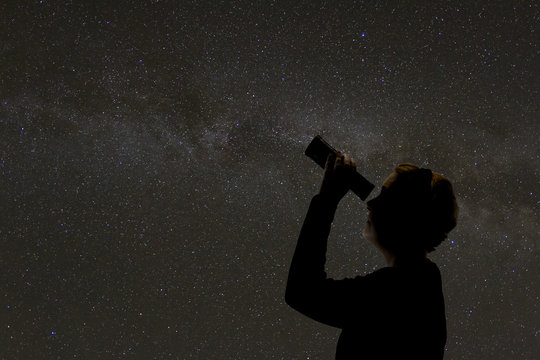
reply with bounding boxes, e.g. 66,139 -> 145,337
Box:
367,197 -> 376,209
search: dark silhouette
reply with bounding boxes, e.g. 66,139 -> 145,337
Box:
286,153 -> 458,359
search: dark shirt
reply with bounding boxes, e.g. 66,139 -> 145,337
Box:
285,195 -> 447,359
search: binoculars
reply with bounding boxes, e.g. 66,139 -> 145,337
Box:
305,135 -> 374,201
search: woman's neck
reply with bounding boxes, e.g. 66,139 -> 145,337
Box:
383,249 -> 428,268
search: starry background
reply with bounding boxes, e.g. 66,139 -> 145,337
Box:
1,1 -> 538,359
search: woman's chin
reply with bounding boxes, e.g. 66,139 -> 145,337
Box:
362,227 -> 372,241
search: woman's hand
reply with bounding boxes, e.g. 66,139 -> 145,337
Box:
318,152 -> 356,204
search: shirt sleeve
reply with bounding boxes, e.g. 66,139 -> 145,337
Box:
285,194 -> 370,328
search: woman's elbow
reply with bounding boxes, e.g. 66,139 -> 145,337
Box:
284,283 -> 295,307
285,282 -> 307,311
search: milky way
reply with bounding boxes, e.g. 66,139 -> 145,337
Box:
1,1 -> 538,358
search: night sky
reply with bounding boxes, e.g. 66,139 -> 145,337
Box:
1,1 -> 539,359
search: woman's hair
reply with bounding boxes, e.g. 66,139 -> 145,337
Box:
376,163 -> 458,253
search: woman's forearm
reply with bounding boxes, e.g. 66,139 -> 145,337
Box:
285,194 -> 338,311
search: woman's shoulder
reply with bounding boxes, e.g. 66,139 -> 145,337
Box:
358,259 -> 442,285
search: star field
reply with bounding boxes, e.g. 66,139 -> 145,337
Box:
1,1 -> 538,358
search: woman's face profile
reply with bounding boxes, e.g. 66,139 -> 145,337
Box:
362,171 -> 399,245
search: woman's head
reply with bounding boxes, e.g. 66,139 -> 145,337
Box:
363,163 -> 458,254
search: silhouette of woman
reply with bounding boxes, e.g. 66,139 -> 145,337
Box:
286,153 -> 458,359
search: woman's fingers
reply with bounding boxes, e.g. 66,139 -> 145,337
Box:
339,153 -> 356,171
334,152 -> 343,170
324,153 -> 336,172
319,152 -> 356,201
326,152 -> 356,173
